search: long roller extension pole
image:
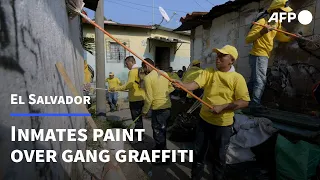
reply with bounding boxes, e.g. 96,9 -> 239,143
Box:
252,22 -> 300,38
80,13 -> 214,109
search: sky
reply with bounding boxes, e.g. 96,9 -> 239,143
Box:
84,0 -> 230,29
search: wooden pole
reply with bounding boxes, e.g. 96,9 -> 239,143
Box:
95,0 -> 107,119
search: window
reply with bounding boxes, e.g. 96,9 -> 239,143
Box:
106,42 -> 129,63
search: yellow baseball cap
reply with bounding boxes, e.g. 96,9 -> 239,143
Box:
213,45 -> 238,60
109,72 -> 114,75
192,60 -> 200,65
268,0 -> 292,12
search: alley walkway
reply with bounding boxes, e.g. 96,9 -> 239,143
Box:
107,108 -> 210,180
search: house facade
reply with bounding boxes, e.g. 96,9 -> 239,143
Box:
175,0 -> 320,113
82,22 -> 191,85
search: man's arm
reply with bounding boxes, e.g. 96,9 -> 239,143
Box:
175,81 -> 199,91
117,78 -> 122,86
115,71 -> 134,91
275,26 -> 292,42
232,76 -> 250,109
218,100 -> 249,111
142,77 -> 153,114
245,19 -> 268,44
211,75 -> 250,114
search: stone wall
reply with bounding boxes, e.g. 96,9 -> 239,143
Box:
192,0 -> 320,112
0,0 -> 86,179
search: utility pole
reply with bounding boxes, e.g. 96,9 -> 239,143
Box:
152,0 -> 154,25
95,0 -> 106,120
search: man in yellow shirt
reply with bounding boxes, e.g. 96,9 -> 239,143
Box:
245,0 -> 298,113
167,67 -> 180,80
111,56 -> 145,142
166,67 -> 180,97
106,72 -> 121,112
142,58 -> 174,161
174,45 -> 250,179
181,60 -> 203,100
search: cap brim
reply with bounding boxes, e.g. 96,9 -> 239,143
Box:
281,6 -> 293,12
213,48 -> 229,55
213,48 -> 238,60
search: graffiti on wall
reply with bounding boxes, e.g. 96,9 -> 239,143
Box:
297,35 -> 320,60
264,57 -> 320,112
0,0 -> 85,178
260,0 -> 320,112
266,63 -> 320,96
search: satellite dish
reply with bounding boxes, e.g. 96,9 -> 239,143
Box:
159,7 -> 170,25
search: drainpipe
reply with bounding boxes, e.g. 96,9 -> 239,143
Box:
190,29 -> 195,62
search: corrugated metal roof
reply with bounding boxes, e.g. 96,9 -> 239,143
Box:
83,20 -> 191,36
104,22 -> 154,29
180,12 -> 208,23
202,0 -> 259,19
174,0 -> 259,31
174,12 -> 208,32
148,36 -> 188,43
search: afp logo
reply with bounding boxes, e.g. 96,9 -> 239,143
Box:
268,10 -> 313,25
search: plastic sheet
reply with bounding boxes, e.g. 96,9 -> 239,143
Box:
276,135 -> 320,180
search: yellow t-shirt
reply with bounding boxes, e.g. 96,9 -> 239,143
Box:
245,18 -> 291,58
84,63 -> 92,83
142,70 -> 175,114
182,66 -> 203,83
115,68 -> 145,102
106,77 -> 121,90
194,68 -> 250,126
182,66 -> 203,98
168,72 -> 180,80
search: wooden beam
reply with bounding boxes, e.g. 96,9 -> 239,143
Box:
55,62 -> 127,180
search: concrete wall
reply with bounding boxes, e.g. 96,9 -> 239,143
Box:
192,0 -> 320,112
0,0 -> 86,179
83,24 -> 191,97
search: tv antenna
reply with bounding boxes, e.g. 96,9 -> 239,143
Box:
158,7 -> 171,25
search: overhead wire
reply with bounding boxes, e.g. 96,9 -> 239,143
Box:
206,0 -> 214,5
106,0 -> 182,26
192,0 -> 206,10
110,0 -> 189,13
107,0 -> 160,15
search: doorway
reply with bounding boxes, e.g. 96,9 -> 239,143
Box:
155,47 -> 170,71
